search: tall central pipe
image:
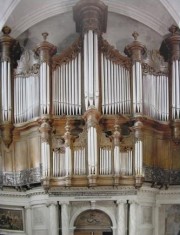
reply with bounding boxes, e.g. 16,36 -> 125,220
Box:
73,0 -> 107,111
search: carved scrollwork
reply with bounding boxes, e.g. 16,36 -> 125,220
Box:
100,132 -> 112,148
73,127 -> 87,148
52,37 -> 82,70
52,135 -> 65,153
142,50 -> 168,75
15,49 -> 40,76
100,38 -> 131,70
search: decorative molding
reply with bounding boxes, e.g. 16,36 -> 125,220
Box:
16,49 -> 40,76
1,166 -> 41,188
142,50 -> 168,75
52,37 -> 82,70
100,37 -> 131,69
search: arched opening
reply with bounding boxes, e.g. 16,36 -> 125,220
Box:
74,209 -> 112,235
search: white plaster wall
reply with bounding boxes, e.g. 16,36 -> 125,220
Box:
0,186 -> 180,235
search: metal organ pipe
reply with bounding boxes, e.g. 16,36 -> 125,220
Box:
73,147 -> 86,175
1,60 -> 12,122
52,52 -> 82,116
99,147 -> 112,175
14,74 -> 39,123
172,60 -> 180,119
143,74 -> 169,121
83,31 -> 99,110
101,54 -> 131,115
134,140 -> 143,175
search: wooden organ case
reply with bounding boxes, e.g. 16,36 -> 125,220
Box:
0,0 -> 180,191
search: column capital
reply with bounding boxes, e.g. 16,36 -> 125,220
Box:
25,205 -> 32,210
116,199 -> 127,205
73,0 -> 108,34
83,106 -> 101,128
59,201 -> 69,206
160,25 -> 180,61
124,32 -> 146,62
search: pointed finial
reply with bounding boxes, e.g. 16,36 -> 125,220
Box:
2,26 -> 11,35
169,25 -> 179,35
132,31 -> 139,41
42,32 -> 49,41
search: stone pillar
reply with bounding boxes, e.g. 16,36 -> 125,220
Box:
25,206 -> 32,235
49,202 -> 59,235
116,200 -> 126,235
154,204 -> 160,235
61,202 -> 69,235
129,201 -> 137,235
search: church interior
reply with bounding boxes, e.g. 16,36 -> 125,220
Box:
0,0 -> 180,234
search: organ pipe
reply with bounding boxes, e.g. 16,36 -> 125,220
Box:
101,54 -> 131,115
14,74 -> 39,123
0,27 -> 14,123
160,25 -> 180,141
0,26 -> 18,147
84,108 -> 100,183
73,0 -> 107,111
172,60 -> 180,119
124,32 -> 146,116
143,74 -> 169,121
74,147 -> 86,175
39,119 -> 52,179
132,120 -> 144,187
35,32 -> 56,116
113,124 -> 121,175
52,52 -> 82,115
84,31 -> 99,109
64,122 -> 72,178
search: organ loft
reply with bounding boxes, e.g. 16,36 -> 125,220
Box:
0,0 -> 180,191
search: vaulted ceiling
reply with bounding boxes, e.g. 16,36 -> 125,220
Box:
0,0 -> 180,53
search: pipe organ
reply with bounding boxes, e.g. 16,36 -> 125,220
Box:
101,39 -> 131,115
14,50 -> 40,123
143,73 -> 169,121
52,39 -> 82,115
0,0 -> 180,191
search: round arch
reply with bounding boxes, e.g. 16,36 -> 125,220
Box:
69,206 -> 116,235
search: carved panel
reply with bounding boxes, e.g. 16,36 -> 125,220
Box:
100,37 -> 131,69
16,49 -> 40,76
74,209 -> 112,229
142,50 -> 168,75
52,37 -> 82,70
